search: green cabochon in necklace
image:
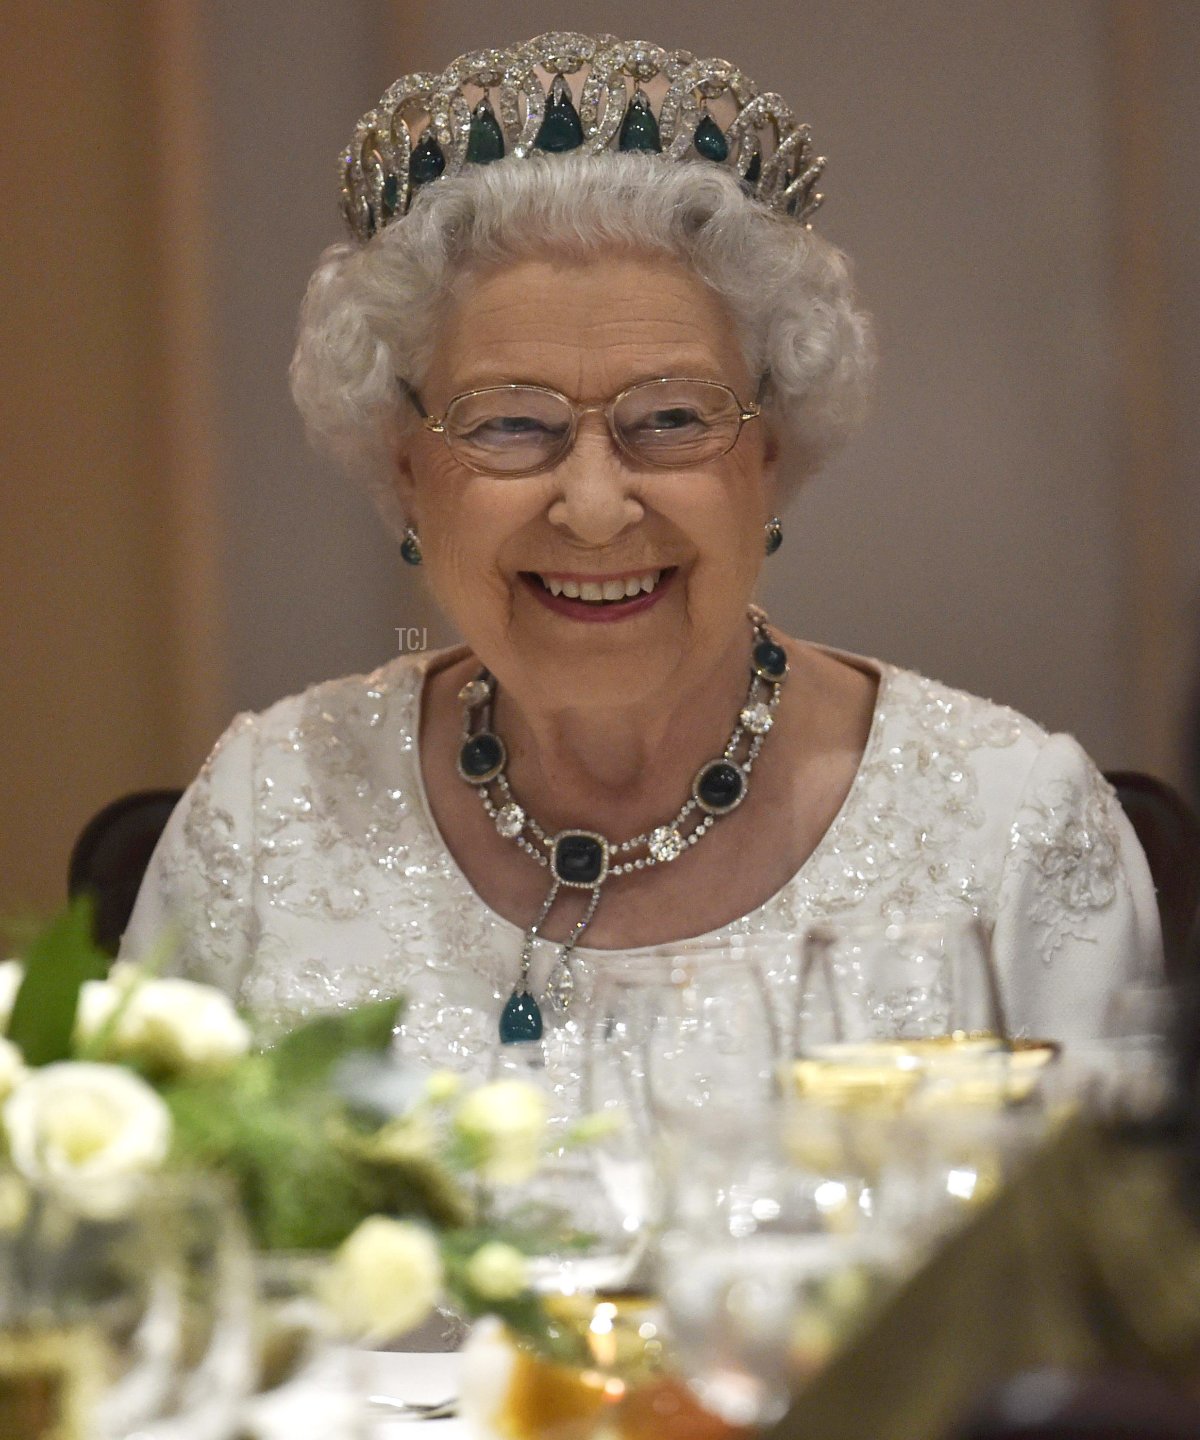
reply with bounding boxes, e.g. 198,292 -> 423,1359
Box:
552,832 -> 609,887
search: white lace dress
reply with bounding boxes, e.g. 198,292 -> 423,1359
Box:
120,645 -> 1162,1110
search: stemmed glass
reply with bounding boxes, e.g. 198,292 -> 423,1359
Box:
656,1126 -> 906,1428
588,947 -> 781,1129
791,915 -> 1046,1247
793,915 -> 1010,1105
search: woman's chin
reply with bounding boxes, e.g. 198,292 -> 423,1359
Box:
501,592 -> 693,702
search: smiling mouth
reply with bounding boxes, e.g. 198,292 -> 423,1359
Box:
521,568 -> 675,605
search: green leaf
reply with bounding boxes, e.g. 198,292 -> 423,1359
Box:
267,997 -> 404,1090
8,897 -> 109,1064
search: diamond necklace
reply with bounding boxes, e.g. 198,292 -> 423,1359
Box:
454,607 -> 789,1044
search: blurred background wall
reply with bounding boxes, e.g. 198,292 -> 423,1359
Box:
2,0 -> 1197,914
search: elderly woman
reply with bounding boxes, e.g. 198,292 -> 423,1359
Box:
121,33 -> 1160,1086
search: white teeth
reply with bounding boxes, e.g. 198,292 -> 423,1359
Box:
534,568 -> 667,602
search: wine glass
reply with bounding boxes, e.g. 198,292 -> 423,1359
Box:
482,1039 -> 648,1299
793,915 -> 1009,1106
588,942 -> 783,1132
657,1114 -> 905,1427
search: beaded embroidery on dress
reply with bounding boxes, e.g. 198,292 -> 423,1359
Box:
123,645 -> 1162,1110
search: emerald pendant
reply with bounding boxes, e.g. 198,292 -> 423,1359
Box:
552,831 -> 609,887
410,131 -> 446,188
466,97 -> 506,164
693,114 -> 729,163
500,989 -> 544,1043
381,173 -> 400,219
752,639 -> 788,681
618,91 -> 661,152
693,759 -> 746,815
458,732 -> 506,784
534,74 -> 584,152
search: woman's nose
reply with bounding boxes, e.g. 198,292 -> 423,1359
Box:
544,425 -> 644,546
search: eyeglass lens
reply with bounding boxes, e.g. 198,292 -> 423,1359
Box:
442,379 -> 744,475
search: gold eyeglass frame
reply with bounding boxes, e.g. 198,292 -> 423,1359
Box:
401,377 -> 763,478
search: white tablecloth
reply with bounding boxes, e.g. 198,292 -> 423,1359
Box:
244,1350 -> 467,1440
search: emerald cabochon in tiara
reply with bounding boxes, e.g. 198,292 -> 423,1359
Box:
340,32 -> 826,245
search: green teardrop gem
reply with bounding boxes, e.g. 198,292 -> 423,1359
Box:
466,98 -> 506,164
534,75 -> 584,153
410,131 -> 446,188
499,989 -> 544,1043
618,91 -> 661,152
693,114 -> 729,163
381,173 -> 400,218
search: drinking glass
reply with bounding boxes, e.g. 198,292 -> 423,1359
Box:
487,1040 -> 648,1299
588,944 -> 782,1134
657,1117 -> 905,1427
0,1172 -> 253,1440
793,915 -> 1009,1108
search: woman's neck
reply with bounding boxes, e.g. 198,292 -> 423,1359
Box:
489,628 -> 756,840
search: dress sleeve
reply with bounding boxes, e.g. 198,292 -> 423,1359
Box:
118,712 -> 258,997
991,732 -> 1164,1042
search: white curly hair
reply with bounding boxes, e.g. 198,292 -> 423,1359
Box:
290,151 -> 874,536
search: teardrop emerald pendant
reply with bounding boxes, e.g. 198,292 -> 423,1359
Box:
534,75 -> 584,152
466,97 -> 506,164
500,989 -> 544,1043
618,91 -> 661,152
693,114 -> 729,162
410,131 -> 446,187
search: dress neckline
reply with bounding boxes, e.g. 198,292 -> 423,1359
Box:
403,640 -> 893,957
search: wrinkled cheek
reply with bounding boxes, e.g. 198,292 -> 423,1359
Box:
432,544 -> 514,644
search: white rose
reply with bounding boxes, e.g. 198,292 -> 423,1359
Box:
465,1242 -> 528,1301
321,1217 -> 443,1342
458,1316 -> 517,1440
424,1070 -> 462,1104
4,1062 -> 172,1217
0,1037 -> 26,1101
0,960 -> 25,1034
453,1081 -> 549,1186
74,977 -> 123,1046
78,974 -> 251,1075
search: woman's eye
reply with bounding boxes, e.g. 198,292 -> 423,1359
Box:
636,407 -> 705,432
469,416 -> 560,443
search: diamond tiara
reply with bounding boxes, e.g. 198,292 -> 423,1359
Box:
340,31 -> 826,246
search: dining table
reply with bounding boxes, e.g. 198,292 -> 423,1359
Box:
243,1349 -> 467,1440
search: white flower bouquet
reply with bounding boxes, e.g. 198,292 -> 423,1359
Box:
0,899 -> 585,1353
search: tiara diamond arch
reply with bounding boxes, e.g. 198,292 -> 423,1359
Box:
341,31 -> 827,243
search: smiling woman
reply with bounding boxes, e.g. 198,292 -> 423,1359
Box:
120,33 -> 1161,1090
